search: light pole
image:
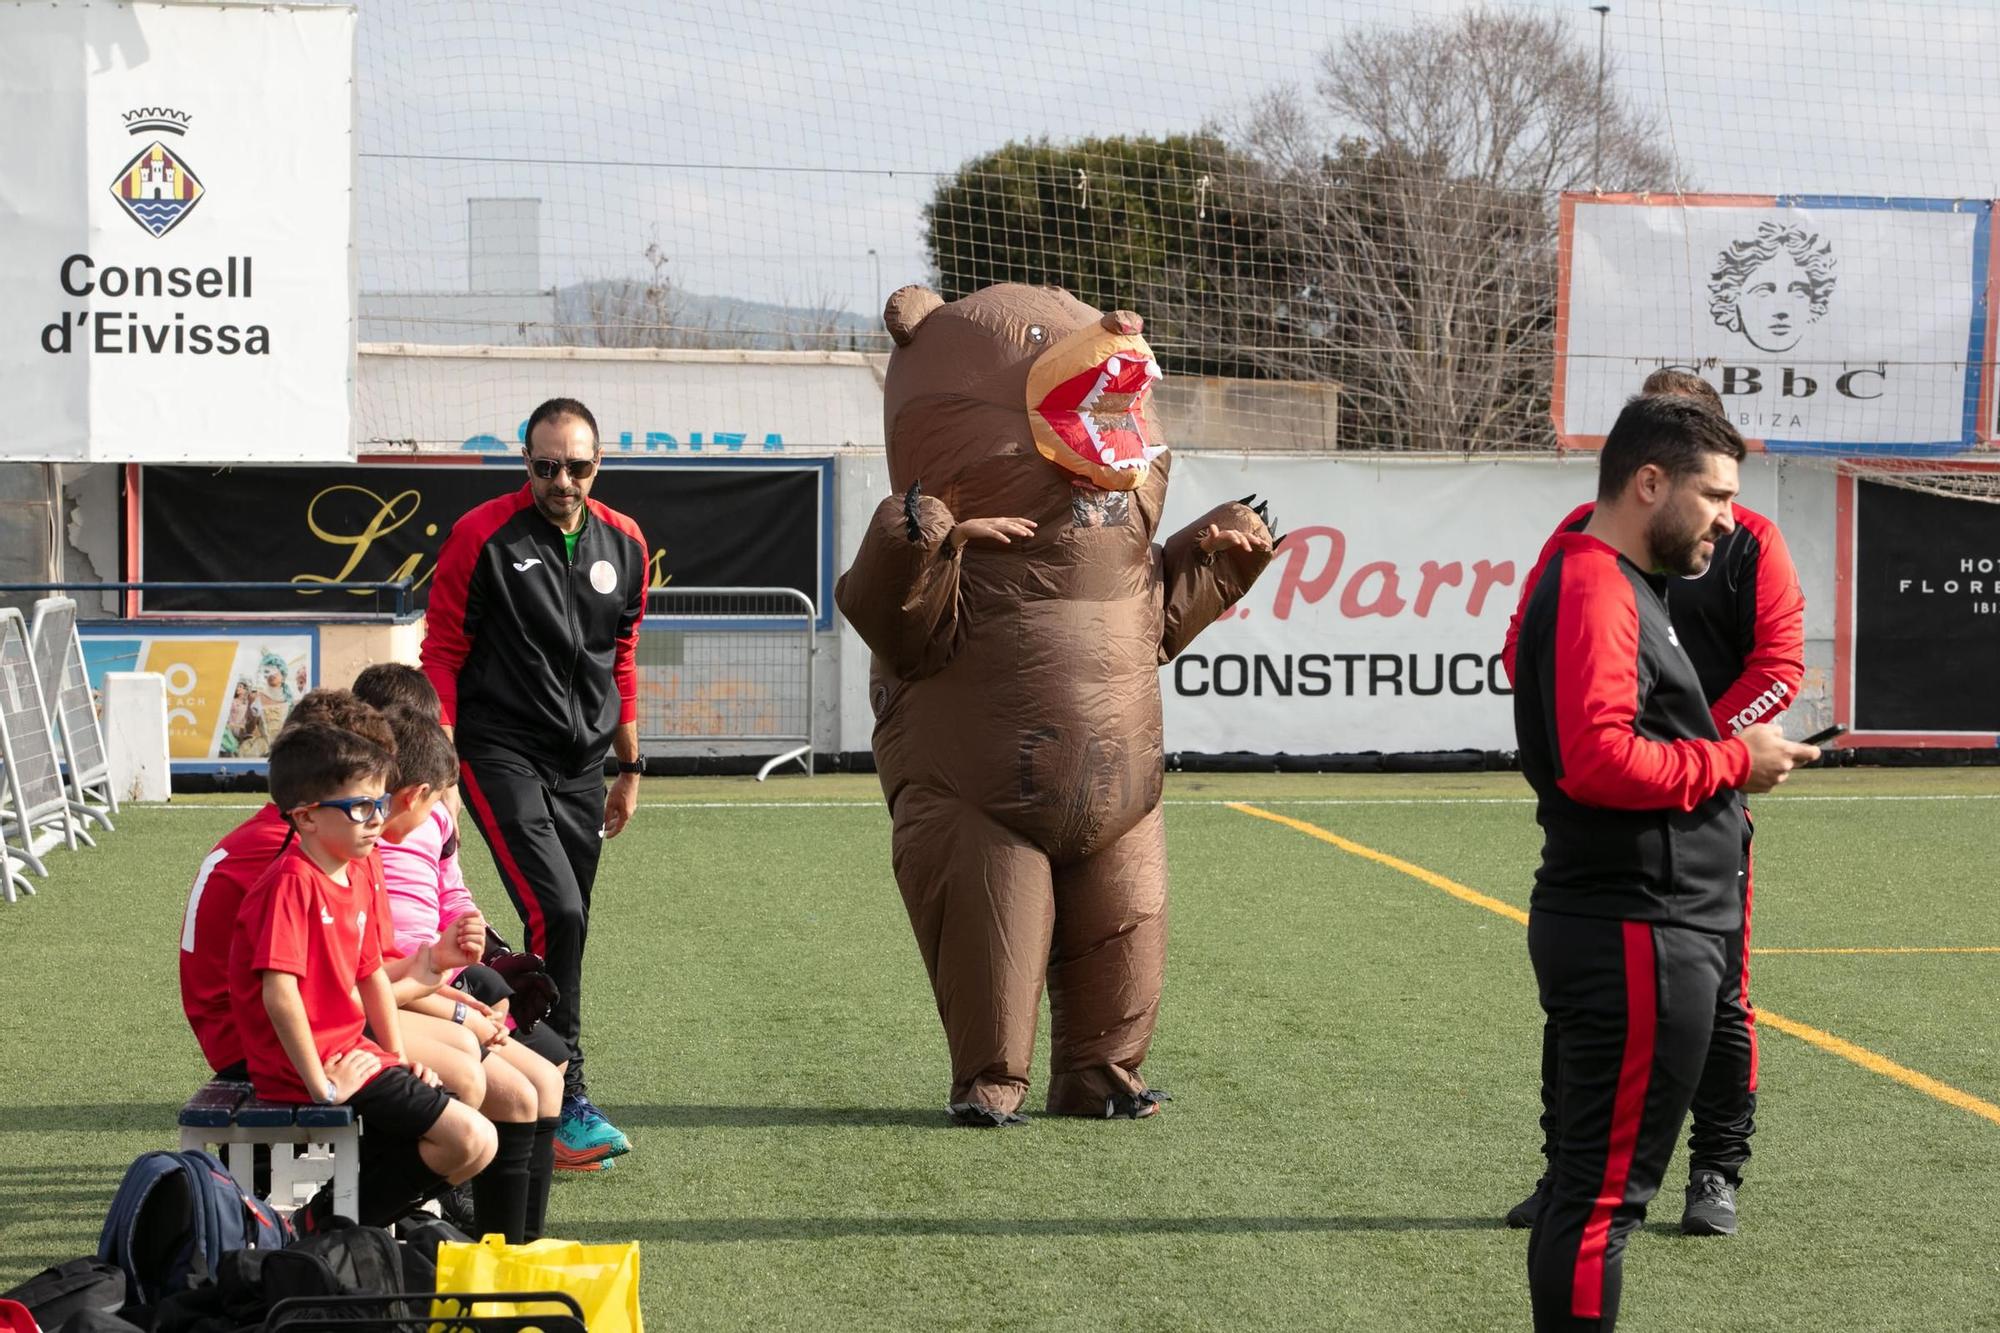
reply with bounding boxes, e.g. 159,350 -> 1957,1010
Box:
1591,5 -> 1611,186
867,248 -> 882,316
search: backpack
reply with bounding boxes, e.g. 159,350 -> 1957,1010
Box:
261,1226 -> 401,1306
0,1258 -> 125,1329
97,1150 -> 291,1307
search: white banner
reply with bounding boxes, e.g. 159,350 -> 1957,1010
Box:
1557,196 -> 1989,453
357,346 -> 884,454
0,3 -> 355,462
1159,455 -> 1590,754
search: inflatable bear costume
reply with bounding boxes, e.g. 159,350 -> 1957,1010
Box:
836,283 -> 1275,1124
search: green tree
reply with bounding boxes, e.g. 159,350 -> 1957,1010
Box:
921,134 -> 1302,379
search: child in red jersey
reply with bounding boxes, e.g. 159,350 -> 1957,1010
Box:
228,722 -> 495,1228
180,690 -> 398,1078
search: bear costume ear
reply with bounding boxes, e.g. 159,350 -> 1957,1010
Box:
885,286 -> 944,347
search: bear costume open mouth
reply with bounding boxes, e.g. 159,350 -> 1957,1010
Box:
1034,352 -> 1165,475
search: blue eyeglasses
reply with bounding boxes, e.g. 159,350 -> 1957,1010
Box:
305,794 -> 394,824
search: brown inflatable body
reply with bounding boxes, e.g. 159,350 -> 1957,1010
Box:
836,283 -> 1274,1124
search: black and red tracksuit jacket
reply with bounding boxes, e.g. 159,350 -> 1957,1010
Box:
1511,532 -> 1752,933
1503,502 -> 1806,736
421,485 -> 648,775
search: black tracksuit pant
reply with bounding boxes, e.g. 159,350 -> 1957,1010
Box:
459,745 -> 606,1100
1527,909 -> 1726,1332
1533,850 -> 1758,1191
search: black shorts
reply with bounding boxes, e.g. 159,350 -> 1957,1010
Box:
456,963 -> 513,1006
349,1064 -> 451,1138
214,1060 -> 249,1082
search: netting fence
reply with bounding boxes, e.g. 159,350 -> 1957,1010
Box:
352,0 -> 2000,481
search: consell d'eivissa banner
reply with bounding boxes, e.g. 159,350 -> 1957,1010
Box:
41,253 -> 267,355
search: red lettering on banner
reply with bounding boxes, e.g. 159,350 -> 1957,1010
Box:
1339,562 -> 1406,617
1414,561 -> 1465,617
1466,559 -> 1516,615
1270,525 -> 1346,618
1261,525 -> 1515,621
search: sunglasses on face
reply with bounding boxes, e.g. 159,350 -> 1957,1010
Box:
528,456 -> 598,481
303,794 -> 393,825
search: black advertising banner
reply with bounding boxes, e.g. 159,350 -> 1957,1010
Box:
137,460 -> 833,623
1851,478 -> 2000,735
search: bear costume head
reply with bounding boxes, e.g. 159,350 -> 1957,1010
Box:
880,283 -> 1166,513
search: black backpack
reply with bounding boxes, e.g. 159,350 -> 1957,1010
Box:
0,1259 -> 126,1329
262,1226 -> 402,1305
97,1150 -> 291,1307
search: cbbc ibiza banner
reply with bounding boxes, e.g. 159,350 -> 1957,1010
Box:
1556,195 -> 1991,455
1156,455 -> 1587,755
134,458 -> 835,625
0,4 -> 355,462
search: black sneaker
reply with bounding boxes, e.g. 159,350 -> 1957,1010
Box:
434,1182 -> 476,1233
1681,1170 -> 1739,1236
1506,1177 -> 1550,1229
1103,1088 -> 1170,1119
947,1101 -> 1029,1128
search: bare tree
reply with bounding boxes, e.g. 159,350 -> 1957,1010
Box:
549,243 -> 859,351
1209,7 -> 1675,451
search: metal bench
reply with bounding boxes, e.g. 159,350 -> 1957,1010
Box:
178,1079 -> 360,1220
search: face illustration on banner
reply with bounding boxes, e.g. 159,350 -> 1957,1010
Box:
1708,222 -> 1838,354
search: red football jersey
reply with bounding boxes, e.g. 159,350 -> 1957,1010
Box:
179,804 -> 292,1072
182,807 -> 398,1074
227,845 -> 400,1103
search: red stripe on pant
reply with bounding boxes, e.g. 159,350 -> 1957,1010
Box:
460,760 -> 550,959
1573,921 -> 1657,1321
1743,846 -> 1759,1094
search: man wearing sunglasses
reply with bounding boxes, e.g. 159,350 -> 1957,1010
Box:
422,396 -> 649,1167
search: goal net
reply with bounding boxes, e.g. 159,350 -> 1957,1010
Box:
352,0 -> 2000,489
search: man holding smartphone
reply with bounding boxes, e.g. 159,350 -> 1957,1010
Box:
1511,394 -> 1820,1331
1503,371 -> 1808,1239
422,397 -> 650,1169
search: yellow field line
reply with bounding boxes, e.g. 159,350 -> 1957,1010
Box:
1753,946 -> 2000,956
1751,1011 -> 2000,1127
1226,800 -> 2000,1130
1226,802 -> 1530,925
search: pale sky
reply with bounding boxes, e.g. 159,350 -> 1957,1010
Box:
351,0 -> 2000,315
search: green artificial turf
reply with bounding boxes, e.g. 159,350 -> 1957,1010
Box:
3,769 -> 1998,1329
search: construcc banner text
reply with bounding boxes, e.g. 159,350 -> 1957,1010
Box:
1157,456 -> 1589,755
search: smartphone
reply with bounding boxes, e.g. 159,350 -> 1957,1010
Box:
1800,723 -> 1846,747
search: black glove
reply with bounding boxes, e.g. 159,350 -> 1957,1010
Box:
480,925 -> 514,966
501,970 -> 559,1035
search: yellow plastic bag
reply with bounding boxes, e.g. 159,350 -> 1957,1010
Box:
432,1234 -> 643,1333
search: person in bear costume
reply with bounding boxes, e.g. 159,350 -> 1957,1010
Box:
836,282 -> 1277,1126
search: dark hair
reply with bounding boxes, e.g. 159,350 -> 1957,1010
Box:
524,397 -> 600,454
282,689 -> 395,754
351,663 -> 441,721
380,705 -> 458,793
1639,369 -> 1724,415
1597,394 -> 1747,501
269,722 -> 397,816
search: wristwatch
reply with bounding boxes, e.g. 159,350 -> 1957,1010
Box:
451,1001 -> 468,1025
616,760 -> 644,775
